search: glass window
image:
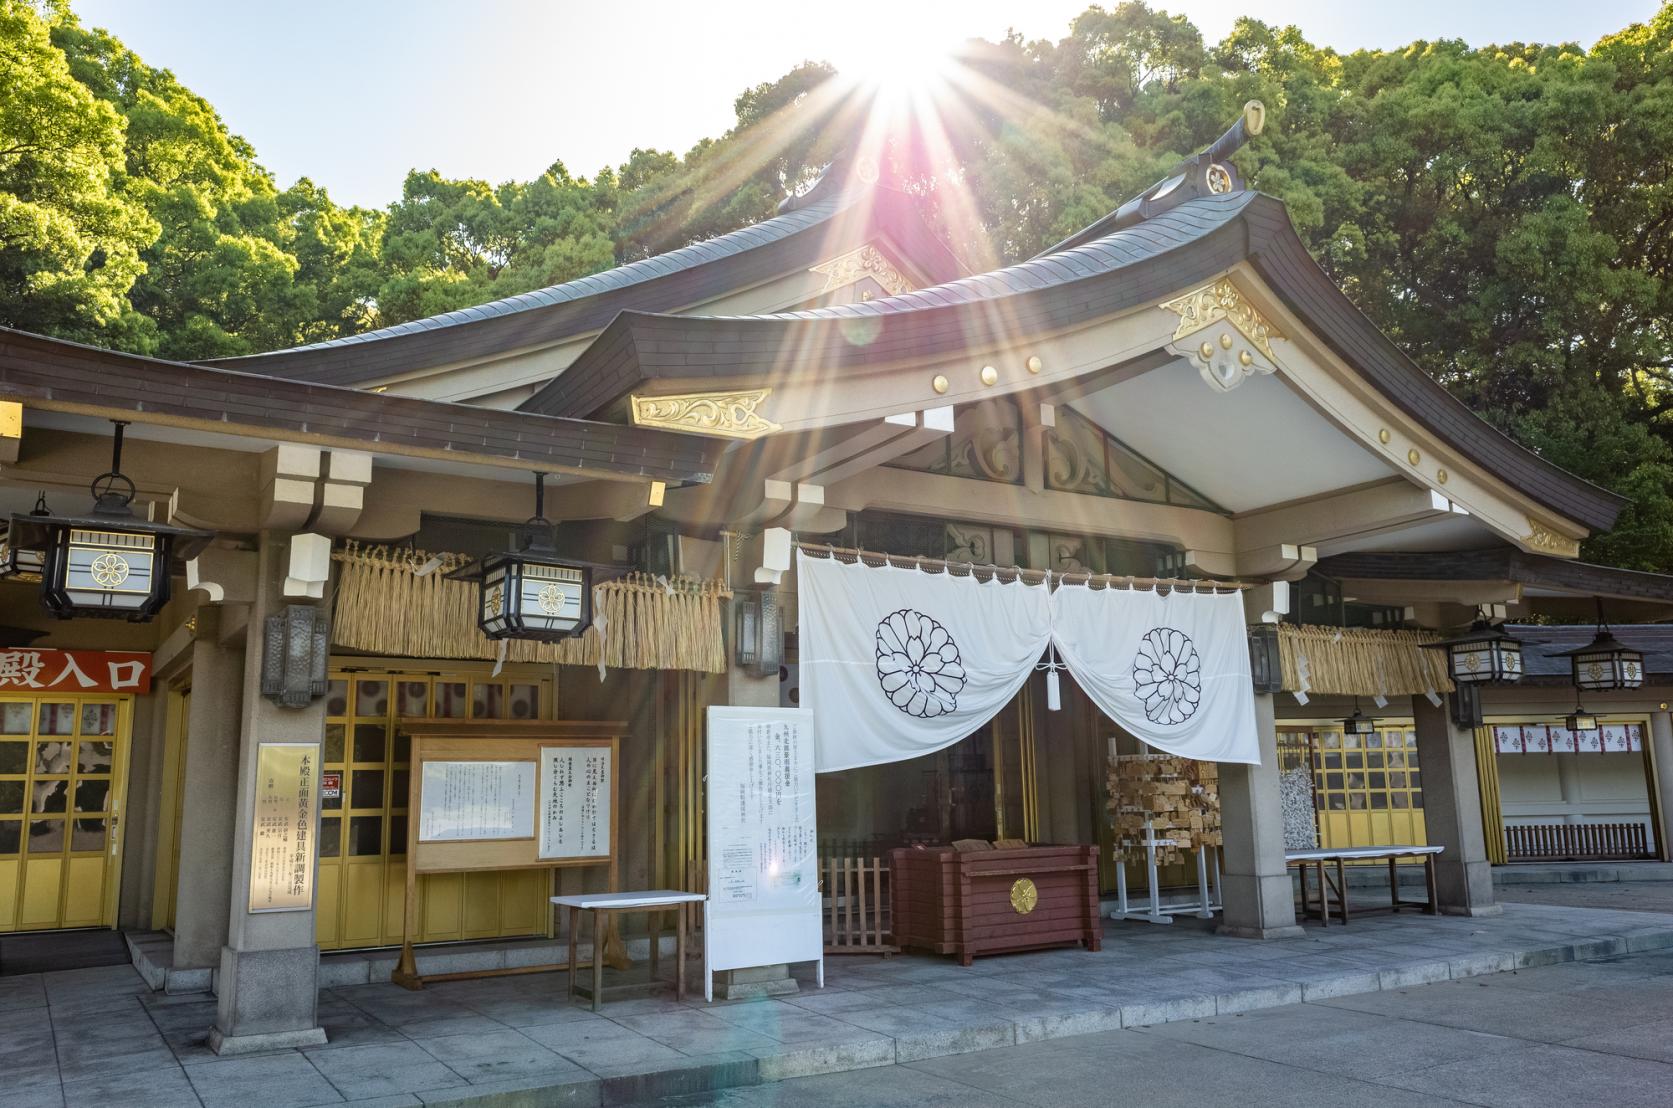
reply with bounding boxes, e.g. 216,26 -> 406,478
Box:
348,816 -> 382,856
0,780 -> 22,814
318,817 -> 341,858
79,704 -> 116,736
1348,793 -> 1368,810
77,741 -> 113,773
509,684 -> 539,720
71,818 -> 105,852
32,741 -> 71,775
350,770 -> 384,809
0,703 -> 30,734
389,815 -> 408,855
1369,793 -> 1388,810
37,703 -> 75,736
0,820 -> 18,854
0,740 -> 26,774
354,681 -> 388,718
28,818 -> 63,853
323,724 -> 345,764
352,725 -> 385,763
435,683 -> 468,719
325,680 -> 349,716
473,684 -> 504,720
73,779 -> 109,813
32,779 -> 67,813
1392,792 -> 1410,809
396,681 -> 429,718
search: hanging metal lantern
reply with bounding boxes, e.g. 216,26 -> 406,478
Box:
1547,600 -> 1644,692
0,492 -> 52,579
450,473 -> 593,642
7,423 -> 212,621
1565,706 -> 1600,734
1422,618 -> 1524,684
1341,700 -> 1379,737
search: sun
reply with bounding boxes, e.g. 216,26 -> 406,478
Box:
829,18 -> 961,104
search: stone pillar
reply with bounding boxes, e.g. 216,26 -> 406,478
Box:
171,607 -> 246,972
1649,713 -> 1673,862
1218,692 -> 1303,939
1412,695 -> 1500,916
210,534 -> 329,1054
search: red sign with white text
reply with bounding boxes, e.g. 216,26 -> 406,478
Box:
0,650 -> 152,694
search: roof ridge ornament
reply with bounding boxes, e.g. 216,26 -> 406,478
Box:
1032,100 -> 1268,259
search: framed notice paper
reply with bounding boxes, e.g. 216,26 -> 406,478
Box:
538,745 -> 612,859
417,760 -> 536,842
248,741 -> 318,913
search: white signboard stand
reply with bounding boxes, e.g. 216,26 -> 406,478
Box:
704,706 -> 822,1002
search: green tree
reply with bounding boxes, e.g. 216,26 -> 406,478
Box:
0,0 -> 153,342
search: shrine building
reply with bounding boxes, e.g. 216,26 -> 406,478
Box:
4,101 -> 1673,1051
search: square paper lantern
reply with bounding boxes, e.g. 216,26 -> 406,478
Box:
1551,631 -> 1644,692
472,550 -> 590,642
1425,621 -> 1523,685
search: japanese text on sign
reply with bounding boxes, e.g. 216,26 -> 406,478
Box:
0,649 -> 150,693
417,761 -> 536,842
538,746 -> 611,859
248,742 -> 316,913
710,718 -> 815,911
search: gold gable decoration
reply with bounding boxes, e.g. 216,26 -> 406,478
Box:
1161,279 -> 1284,361
1277,624 -> 1455,698
629,389 -> 781,440
331,543 -> 732,673
809,244 -> 916,296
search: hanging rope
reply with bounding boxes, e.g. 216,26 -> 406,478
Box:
1276,624 -> 1453,697
330,543 -> 732,673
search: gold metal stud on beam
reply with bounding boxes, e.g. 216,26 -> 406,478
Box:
1378,428 -> 1391,444
1025,355 -> 1043,374
1219,333 -> 1233,349
932,374 -> 949,395
1238,349 -> 1253,367
980,366 -> 999,386
1408,449 -> 1421,466
1437,469 -> 1448,485
1199,341 -> 1215,360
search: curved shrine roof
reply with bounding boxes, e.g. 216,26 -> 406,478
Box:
517,190 -> 1625,533
204,167 -> 960,387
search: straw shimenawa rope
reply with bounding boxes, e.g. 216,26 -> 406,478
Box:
331,543 -> 732,673
1276,624 -> 1454,697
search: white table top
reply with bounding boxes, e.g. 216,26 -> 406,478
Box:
1285,845 -> 1443,862
550,890 -> 707,909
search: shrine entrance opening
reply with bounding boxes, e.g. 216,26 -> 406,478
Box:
0,693 -> 132,932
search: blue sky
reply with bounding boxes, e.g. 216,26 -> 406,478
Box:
69,0 -> 1664,210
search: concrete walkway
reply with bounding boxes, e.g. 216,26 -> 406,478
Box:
638,946 -> 1673,1107
8,901 -> 1673,1107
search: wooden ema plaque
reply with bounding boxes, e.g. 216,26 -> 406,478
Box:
392,720 -> 622,990
889,844 -> 1102,966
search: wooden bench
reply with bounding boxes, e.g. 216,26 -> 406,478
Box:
1286,845 -> 1442,926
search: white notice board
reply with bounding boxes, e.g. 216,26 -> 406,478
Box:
417,761 -> 536,842
538,745 -> 612,859
704,706 -> 821,1000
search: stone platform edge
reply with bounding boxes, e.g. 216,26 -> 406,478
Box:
321,921 -> 1673,1107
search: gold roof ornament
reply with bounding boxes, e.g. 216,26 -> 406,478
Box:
629,389 -> 782,440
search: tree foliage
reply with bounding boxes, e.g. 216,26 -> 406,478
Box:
4,1 -> 1673,567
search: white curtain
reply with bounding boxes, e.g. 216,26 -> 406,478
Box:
1050,582 -> 1259,764
797,552 -> 1051,772
796,551 -> 1260,771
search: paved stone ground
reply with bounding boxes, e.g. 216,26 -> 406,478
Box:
6,900 -> 1673,1107
642,947 -> 1673,1107
1500,880 -> 1673,914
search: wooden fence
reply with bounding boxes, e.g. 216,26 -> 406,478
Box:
822,855 -> 897,954
1504,822 -> 1651,862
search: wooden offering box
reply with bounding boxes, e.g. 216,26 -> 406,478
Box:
889,844 -> 1102,965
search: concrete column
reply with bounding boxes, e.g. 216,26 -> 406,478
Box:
171,607 -> 246,971
211,533 -> 330,1054
1218,692 -> 1303,939
1412,695 -> 1500,916
1649,713 -> 1673,862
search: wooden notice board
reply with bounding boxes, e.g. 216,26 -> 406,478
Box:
392,720 -> 622,989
